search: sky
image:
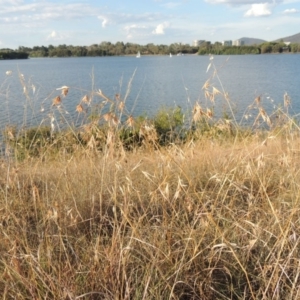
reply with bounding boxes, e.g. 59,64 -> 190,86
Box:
1,0 -> 300,49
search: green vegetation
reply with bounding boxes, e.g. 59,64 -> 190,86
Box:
1,58 -> 300,299
153,106 -> 185,145
198,41 -> 300,55
199,44 -> 261,55
0,48 -> 29,59
18,42 -> 199,58
3,40 -> 300,59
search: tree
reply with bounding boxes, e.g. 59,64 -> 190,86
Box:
260,43 -> 272,54
272,43 -> 284,53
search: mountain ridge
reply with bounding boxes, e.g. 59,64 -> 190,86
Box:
237,32 -> 300,45
273,32 -> 300,43
237,37 -> 266,45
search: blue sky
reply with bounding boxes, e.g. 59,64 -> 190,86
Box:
1,0 -> 300,49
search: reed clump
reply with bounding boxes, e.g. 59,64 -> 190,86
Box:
1,58 -> 300,299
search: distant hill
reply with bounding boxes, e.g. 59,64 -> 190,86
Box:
274,32 -> 300,43
238,37 -> 267,45
235,33 -> 300,45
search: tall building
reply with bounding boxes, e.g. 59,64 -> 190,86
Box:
233,40 -> 245,46
193,40 -> 206,46
222,40 -> 232,46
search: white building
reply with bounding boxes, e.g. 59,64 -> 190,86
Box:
233,40 -> 245,46
222,40 -> 232,46
193,40 -> 206,46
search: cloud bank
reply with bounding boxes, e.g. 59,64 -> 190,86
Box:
245,3 -> 272,16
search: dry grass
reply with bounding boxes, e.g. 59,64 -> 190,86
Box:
1,129 -> 300,299
1,58 -> 300,299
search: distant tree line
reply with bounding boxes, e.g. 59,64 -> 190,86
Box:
197,41 -> 300,55
17,42 -> 199,58
0,48 -> 29,59
2,40 -> 300,59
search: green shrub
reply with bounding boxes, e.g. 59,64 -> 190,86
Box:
153,106 -> 184,144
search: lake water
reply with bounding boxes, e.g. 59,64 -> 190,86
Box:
1,54 -> 300,133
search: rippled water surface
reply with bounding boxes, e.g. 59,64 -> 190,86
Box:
1,54 -> 300,131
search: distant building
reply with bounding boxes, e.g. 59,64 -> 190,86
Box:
233,40 -> 245,46
283,42 -> 291,52
193,40 -> 206,46
222,40 -> 232,46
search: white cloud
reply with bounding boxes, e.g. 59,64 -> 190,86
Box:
0,2 -> 98,20
48,31 -> 57,38
97,12 -> 163,26
152,22 -> 170,34
0,0 -> 23,4
98,16 -> 109,28
0,3 -> 37,14
245,3 -> 272,16
102,19 -> 108,27
283,8 -> 299,13
162,2 -> 181,9
206,0 -> 281,4
282,0 -> 300,3
2,16 -> 19,22
124,24 -> 148,38
46,30 -> 66,41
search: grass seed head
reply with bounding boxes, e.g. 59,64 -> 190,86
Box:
259,107 -> 271,126
206,108 -> 213,119
193,102 -> 205,122
103,112 -> 112,122
202,79 -> 210,90
76,104 -> 84,113
62,88 -> 69,97
255,96 -> 261,106
204,90 -> 211,100
52,96 -> 61,106
284,92 -> 291,108
126,116 -> 135,128
118,101 -> 125,111
56,85 -> 69,96
112,115 -> 119,126
82,95 -> 90,104
212,87 -> 221,96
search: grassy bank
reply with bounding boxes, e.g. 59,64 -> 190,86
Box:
1,58 -> 300,299
1,128 -> 300,299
